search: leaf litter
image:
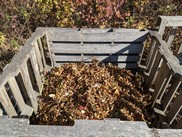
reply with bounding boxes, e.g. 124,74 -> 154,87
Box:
33,60 -> 151,125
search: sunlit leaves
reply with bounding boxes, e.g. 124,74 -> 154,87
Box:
35,61 -> 151,125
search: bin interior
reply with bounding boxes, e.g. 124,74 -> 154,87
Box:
0,27 -> 181,130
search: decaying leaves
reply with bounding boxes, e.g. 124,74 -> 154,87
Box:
34,60 -> 151,125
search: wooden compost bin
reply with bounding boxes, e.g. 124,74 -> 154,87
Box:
0,18 -> 181,132
0,28 -> 147,115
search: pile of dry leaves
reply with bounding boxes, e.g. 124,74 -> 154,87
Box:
34,60 -> 151,125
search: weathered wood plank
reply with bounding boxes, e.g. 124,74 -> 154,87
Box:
48,29 -> 148,42
55,62 -> 138,69
52,55 -> 139,62
157,16 -> 182,37
37,38 -> 47,67
50,43 -> 143,54
157,73 -> 172,102
45,30 -> 54,67
34,41 -> 44,72
167,92 -> 182,124
167,27 -> 177,47
0,28 -> 46,87
151,61 -> 171,107
157,20 -> 168,37
30,48 -> 42,93
82,28 -> 143,33
8,77 -> 33,116
157,16 -> 182,27
20,63 -> 38,113
162,78 -> 181,113
145,50 -> 162,88
149,31 -> 182,76
48,28 -> 145,33
145,40 -> 159,72
177,43 -> 182,54
0,86 -> 17,117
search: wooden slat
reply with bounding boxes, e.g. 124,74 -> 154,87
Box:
54,62 -> 138,69
138,37 -> 147,67
157,16 -> 182,37
118,63 -> 138,69
151,61 -> 171,107
167,92 -> 182,124
48,29 -> 148,42
82,28 -> 115,33
20,63 -> 38,113
157,20 -> 168,37
157,16 -> 182,27
30,48 -> 42,92
50,43 -> 143,54
162,78 -> 181,113
82,28 -> 142,33
177,43 -> 182,54
145,40 -> 157,68
34,41 -> 44,72
0,108 -> 2,115
37,38 -> 47,67
145,50 -> 162,88
149,31 -> 182,76
8,77 -> 33,116
145,41 -> 160,73
167,27 -> 177,47
157,73 -> 173,102
45,31 -> 54,67
52,55 -> 139,62
0,86 -> 17,117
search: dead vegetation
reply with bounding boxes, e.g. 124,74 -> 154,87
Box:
33,60 -> 151,125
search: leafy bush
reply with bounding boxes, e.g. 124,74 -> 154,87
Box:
32,0 -> 125,28
0,32 -> 5,47
0,0 -> 181,72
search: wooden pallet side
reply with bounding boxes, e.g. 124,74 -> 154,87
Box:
139,30 -> 182,128
47,28 -> 148,69
156,16 -> 182,37
0,27 -> 50,117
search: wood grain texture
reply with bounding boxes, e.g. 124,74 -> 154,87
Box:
47,28 -> 148,42
0,86 -> 17,117
52,55 -> 139,62
30,48 -> 42,93
167,92 -> 182,124
34,41 -> 44,72
151,61 -> 171,107
162,78 -> 181,113
50,43 -> 143,54
20,63 -> 38,113
54,62 -> 138,69
8,77 -> 33,116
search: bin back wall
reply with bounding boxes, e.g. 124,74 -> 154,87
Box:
47,28 -> 148,69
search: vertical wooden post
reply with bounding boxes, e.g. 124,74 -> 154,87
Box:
167,27 -> 177,48
34,41 -> 44,72
30,48 -> 42,93
20,62 -> 38,113
167,92 -> 182,124
37,38 -> 47,67
151,61 -> 171,107
145,50 -> 162,88
45,30 -> 54,67
158,19 -> 168,37
0,86 -> 17,117
8,77 -> 33,116
162,78 -> 181,113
